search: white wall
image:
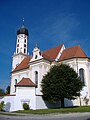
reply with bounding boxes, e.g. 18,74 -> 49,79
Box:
10,69 -> 30,94
16,87 -> 36,110
0,96 -> 16,112
30,60 -> 50,95
36,95 -> 61,109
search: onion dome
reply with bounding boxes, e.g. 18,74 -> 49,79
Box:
17,19 -> 29,36
17,25 -> 29,36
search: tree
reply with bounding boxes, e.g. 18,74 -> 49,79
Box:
0,101 -> 5,111
41,64 -> 84,108
6,85 -> 10,94
0,88 -> 5,96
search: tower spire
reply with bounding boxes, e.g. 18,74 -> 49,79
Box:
12,21 -> 29,70
22,18 -> 24,28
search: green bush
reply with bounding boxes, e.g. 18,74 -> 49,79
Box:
0,101 -> 4,111
23,103 -> 29,110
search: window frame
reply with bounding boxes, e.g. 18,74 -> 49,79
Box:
35,71 -> 38,87
79,68 -> 85,84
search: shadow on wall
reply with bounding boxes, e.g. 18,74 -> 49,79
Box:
87,119 -> 90,120
0,96 -> 4,99
44,98 -> 73,108
44,101 -> 61,108
64,98 -> 73,107
4,102 -> 11,112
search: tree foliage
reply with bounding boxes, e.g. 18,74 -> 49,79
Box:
41,64 -> 84,107
23,103 -> 29,110
6,85 -> 10,94
0,101 -> 4,111
0,88 -> 5,96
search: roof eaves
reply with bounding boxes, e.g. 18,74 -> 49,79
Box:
11,67 -> 29,73
16,85 -> 37,87
59,56 -> 88,62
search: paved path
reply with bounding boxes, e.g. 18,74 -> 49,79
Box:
0,112 -> 90,120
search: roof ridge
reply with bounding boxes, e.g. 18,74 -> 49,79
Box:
64,45 -> 79,50
42,44 -> 64,53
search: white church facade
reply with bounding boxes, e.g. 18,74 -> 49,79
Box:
1,23 -> 90,112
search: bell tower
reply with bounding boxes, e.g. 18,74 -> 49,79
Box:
12,20 -> 29,70
16,19 -> 28,55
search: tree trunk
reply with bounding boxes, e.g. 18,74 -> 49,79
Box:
61,98 -> 64,108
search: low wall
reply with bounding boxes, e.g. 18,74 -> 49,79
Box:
0,95 -> 16,112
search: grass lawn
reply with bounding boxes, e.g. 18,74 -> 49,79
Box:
16,106 -> 90,114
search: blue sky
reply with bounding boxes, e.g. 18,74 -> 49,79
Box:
0,0 -> 90,90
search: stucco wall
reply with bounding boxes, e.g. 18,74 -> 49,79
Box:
0,96 -> 16,112
36,95 -> 61,109
16,87 -> 36,110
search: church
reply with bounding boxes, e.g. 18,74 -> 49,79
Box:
0,23 -> 90,112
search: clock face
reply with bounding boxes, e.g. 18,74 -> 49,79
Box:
18,34 -> 27,39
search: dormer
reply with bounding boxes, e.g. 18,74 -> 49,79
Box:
30,46 -> 43,62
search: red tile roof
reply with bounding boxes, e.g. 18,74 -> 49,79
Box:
16,78 -> 36,87
12,56 -> 32,73
12,45 -> 63,72
12,45 -> 88,72
42,44 -> 63,61
59,45 -> 88,61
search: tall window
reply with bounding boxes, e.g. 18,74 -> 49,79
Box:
24,39 -> 26,43
18,39 -> 19,43
17,44 -> 19,47
15,79 -> 17,85
24,44 -> 26,47
24,48 -> 26,53
79,68 -> 85,84
15,79 -> 17,92
35,55 -> 37,59
17,48 -> 19,53
35,71 -> 38,87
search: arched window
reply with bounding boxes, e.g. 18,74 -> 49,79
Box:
24,44 -> 26,47
79,68 -> 85,84
35,71 -> 38,87
17,48 -> 19,53
24,48 -> 26,53
15,79 -> 17,85
35,55 -> 38,59
18,39 -> 19,43
17,44 -> 19,47
24,39 -> 26,43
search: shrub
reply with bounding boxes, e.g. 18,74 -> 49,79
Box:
0,101 -> 4,111
23,103 -> 29,110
